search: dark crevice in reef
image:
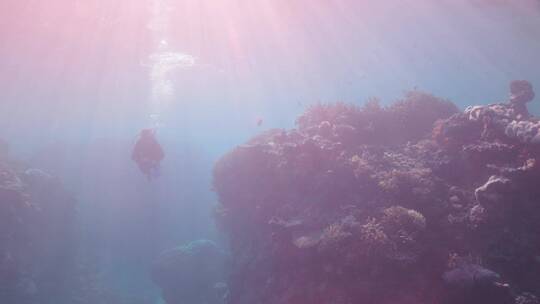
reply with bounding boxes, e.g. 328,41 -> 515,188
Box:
212,81 -> 540,304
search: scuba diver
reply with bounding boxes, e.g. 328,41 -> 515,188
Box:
132,129 -> 164,180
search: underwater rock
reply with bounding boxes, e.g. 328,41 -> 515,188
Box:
505,120 -> 540,144
442,263 -> 512,304
436,81 -> 538,147
443,263 -> 501,287
474,175 -> 512,205
152,240 -> 228,304
213,81 -> 540,304
510,80 -> 535,117
516,293 -> 540,304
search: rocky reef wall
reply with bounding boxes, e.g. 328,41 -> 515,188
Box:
0,156 -> 80,303
213,81 -> 540,304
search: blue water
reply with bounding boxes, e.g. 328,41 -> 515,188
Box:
1,1 -> 540,303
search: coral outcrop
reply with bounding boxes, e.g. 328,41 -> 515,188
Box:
0,156 -> 78,303
213,81 -> 540,304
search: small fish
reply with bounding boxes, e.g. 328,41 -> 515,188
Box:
257,118 -> 264,127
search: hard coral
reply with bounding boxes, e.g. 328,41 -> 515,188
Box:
0,158 -> 78,303
296,92 -> 457,147
388,91 -> 459,143
213,81 -> 540,304
510,80 -> 535,106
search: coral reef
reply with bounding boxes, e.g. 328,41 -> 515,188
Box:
0,156 -> 79,303
152,240 -> 228,304
213,81 -> 540,304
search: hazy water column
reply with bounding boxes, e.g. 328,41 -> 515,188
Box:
148,0 -> 195,127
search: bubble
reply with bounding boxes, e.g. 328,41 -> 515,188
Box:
149,52 -> 196,70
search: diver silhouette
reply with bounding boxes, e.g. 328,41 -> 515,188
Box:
132,129 -> 164,180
